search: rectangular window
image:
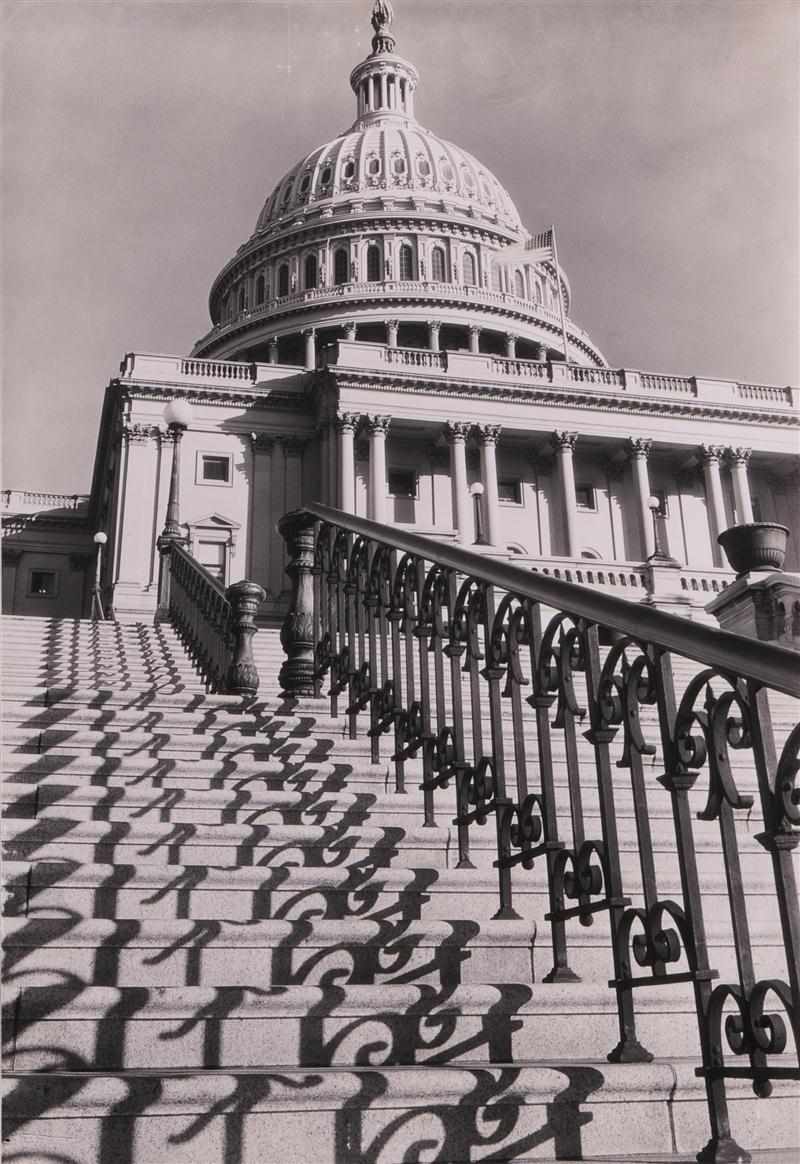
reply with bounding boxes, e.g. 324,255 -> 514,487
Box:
198,453 -> 232,485
197,541 -> 226,582
29,570 -> 57,597
388,468 -> 417,498
498,479 -> 522,504
575,484 -> 597,511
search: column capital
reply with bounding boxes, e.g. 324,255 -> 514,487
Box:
700,443 -> 726,464
627,437 -> 652,460
445,421 -> 472,443
386,319 -> 400,331
302,327 -> 316,338
477,424 -> 501,446
726,446 -> 752,465
342,321 -> 357,338
250,432 -> 275,452
552,430 -> 578,453
427,319 -> 441,331
336,412 -> 360,434
366,414 -> 391,435
123,422 -> 158,445
468,324 -> 481,336
504,331 -> 518,344
268,336 -> 279,349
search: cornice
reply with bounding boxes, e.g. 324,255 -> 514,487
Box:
117,381 -> 313,411
324,370 -> 799,428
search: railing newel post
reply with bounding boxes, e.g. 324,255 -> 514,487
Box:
277,509 -> 319,697
224,580 -> 266,699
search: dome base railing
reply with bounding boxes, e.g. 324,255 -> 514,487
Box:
278,502 -> 799,1164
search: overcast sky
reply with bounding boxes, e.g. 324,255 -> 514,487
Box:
3,0 -> 798,493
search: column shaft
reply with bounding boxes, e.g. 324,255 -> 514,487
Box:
446,424 -> 472,542
479,426 -> 502,547
628,440 -> 655,558
553,432 -> 578,558
729,449 -> 754,524
702,447 -> 727,565
337,416 -> 358,512
367,417 -> 390,524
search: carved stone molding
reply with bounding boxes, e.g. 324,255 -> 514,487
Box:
700,444 -> 726,464
336,412 -> 361,435
552,430 -> 578,453
123,423 -> 158,445
477,423 -> 501,446
627,437 -> 652,460
365,415 -> 391,435
444,421 -> 472,444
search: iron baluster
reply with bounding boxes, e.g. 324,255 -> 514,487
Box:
482,583 -> 518,920
445,568 -> 472,868
415,556 -> 436,827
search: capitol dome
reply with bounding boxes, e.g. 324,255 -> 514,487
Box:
192,2 -> 607,369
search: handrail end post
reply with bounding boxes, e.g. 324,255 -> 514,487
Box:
225,579 -> 266,698
278,509 -> 317,697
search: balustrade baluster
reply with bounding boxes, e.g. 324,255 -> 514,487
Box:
415,557 -> 436,828
445,569 -> 472,867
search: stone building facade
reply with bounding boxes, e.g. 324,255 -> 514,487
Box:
6,3 -> 799,620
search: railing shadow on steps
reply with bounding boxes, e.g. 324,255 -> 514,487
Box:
159,540 -> 265,698
277,502 -> 800,1164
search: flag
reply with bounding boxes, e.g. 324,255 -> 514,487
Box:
524,229 -> 555,264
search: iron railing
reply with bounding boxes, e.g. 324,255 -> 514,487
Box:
278,503 -> 799,1164
162,540 -> 265,697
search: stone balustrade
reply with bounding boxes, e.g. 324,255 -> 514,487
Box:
2,490 -> 88,513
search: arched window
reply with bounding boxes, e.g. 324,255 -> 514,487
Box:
431,247 -> 445,282
514,270 -> 525,298
334,248 -> 349,285
277,263 -> 289,298
534,280 -> 543,304
491,264 -> 502,292
304,253 -> 318,290
463,252 -> 477,286
238,286 -> 246,312
255,274 -> 265,305
367,244 -> 381,282
399,243 -> 414,281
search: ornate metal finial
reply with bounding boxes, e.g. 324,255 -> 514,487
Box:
371,0 -> 396,54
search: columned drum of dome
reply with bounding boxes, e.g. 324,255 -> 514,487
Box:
192,4 -> 607,369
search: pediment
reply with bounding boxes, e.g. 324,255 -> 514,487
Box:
188,513 -> 241,532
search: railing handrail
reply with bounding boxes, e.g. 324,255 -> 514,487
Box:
170,539 -> 228,599
301,503 -> 800,698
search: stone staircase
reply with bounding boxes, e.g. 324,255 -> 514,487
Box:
2,613 -> 798,1163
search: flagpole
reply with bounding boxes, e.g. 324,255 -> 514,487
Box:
550,225 -> 570,363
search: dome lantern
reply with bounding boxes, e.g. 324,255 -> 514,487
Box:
350,0 -> 418,122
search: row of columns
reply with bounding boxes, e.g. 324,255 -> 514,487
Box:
261,325 -> 550,370
331,415 -> 757,559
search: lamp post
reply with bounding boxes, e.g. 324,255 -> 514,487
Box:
647,495 -> 666,560
91,531 -> 107,621
157,399 -> 193,616
471,481 -> 485,545
160,399 -> 193,542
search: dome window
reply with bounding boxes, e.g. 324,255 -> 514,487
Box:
334,248 -> 349,285
367,156 -> 382,177
299,174 -> 311,194
392,155 -> 407,176
281,183 -> 293,206
277,263 -> 290,298
304,253 -> 318,290
463,252 -> 477,287
491,264 -> 502,292
238,286 -> 247,312
441,161 -> 455,184
416,157 -> 431,178
462,169 -> 475,192
342,159 -> 356,180
399,243 -> 414,281
366,244 -> 382,282
480,176 -> 492,200
320,166 -> 333,187
431,246 -> 446,282
255,274 -> 265,305
514,270 -> 525,298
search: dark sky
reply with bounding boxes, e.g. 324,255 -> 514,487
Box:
3,0 -> 798,492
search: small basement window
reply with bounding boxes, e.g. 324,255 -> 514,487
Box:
29,570 -> 57,597
498,479 -> 522,504
575,485 -> 597,511
199,454 -> 232,485
388,468 -> 417,498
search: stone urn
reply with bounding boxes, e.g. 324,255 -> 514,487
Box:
717,522 -> 790,577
